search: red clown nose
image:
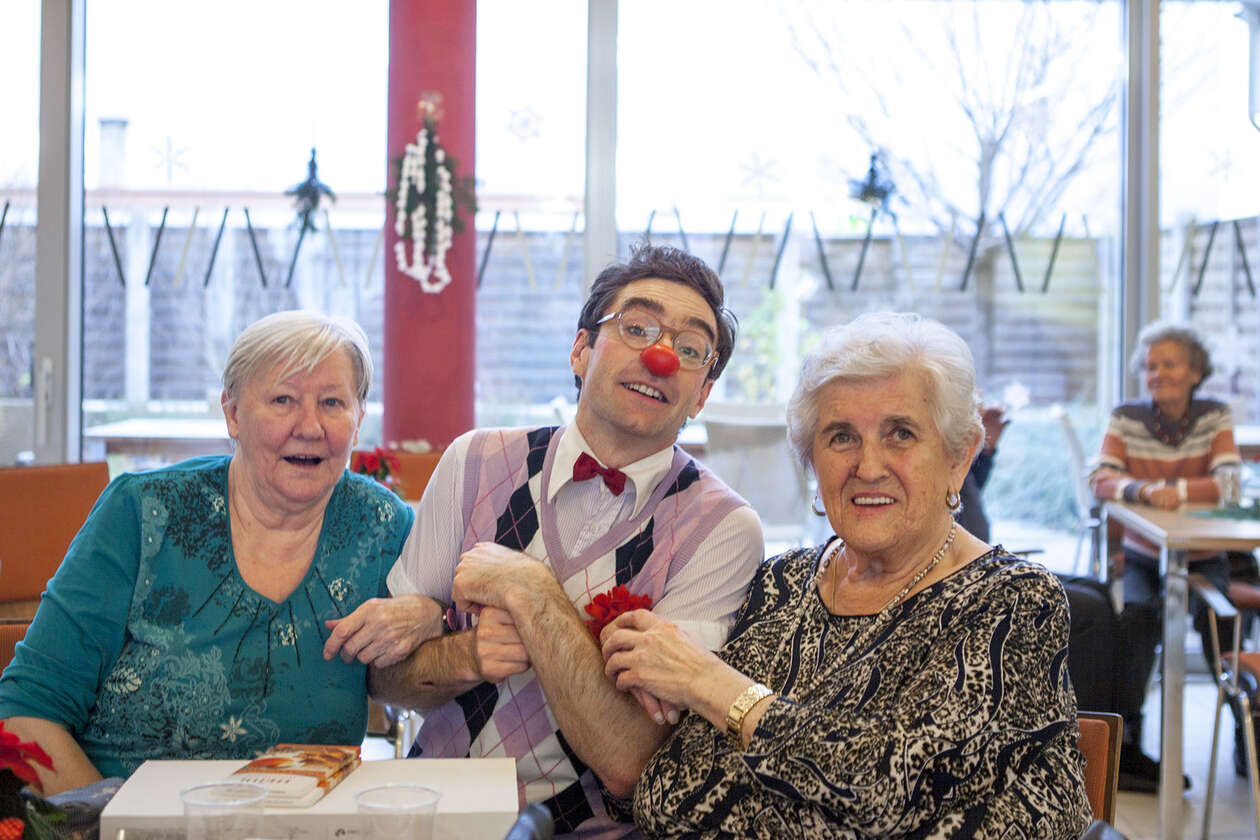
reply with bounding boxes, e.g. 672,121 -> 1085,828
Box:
640,344 -> 680,377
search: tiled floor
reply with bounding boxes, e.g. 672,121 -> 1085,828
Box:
1116,677 -> 1258,840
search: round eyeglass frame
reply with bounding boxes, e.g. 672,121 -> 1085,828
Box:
594,308 -> 716,371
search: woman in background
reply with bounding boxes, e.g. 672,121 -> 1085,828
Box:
1090,319 -> 1242,792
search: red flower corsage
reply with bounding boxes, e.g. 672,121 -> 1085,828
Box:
584,585 -> 652,640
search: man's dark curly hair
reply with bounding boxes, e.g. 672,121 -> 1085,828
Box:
575,243 -> 738,389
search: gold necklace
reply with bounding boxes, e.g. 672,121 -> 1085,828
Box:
822,519 -> 957,616
763,520 -> 959,699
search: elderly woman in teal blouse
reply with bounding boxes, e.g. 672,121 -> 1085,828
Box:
0,311 -> 438,794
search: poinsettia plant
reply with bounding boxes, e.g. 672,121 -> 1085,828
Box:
583,585 -> 653,640
351,446 -> 403,493
0,722 -> 61,840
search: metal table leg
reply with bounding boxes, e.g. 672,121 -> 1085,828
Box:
1160,545 -> 1188,839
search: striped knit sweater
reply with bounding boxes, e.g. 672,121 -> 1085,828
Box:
1090,398 -> 1241,558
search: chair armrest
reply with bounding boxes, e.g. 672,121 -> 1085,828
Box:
1188,573 -> 1237,620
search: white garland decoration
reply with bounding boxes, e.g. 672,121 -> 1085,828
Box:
393,126 -> 455,293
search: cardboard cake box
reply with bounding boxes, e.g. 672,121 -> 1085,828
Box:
100,758 -> 518,840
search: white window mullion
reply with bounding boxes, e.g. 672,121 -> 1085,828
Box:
34,0 -> 85,464
583,0 -> 617,291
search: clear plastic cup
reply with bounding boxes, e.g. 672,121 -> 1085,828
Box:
180,781 -> 266,840
1219,465 -> 1243,507
355,783 -> 441,840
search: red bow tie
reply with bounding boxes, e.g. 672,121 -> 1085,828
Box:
573,452 -> 627,496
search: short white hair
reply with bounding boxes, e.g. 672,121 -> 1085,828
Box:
1128,319 -> 1214,385
221,310 -> 372,406
786,312 -> 982,473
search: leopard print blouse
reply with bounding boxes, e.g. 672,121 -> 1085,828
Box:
632,545 -> 1093,839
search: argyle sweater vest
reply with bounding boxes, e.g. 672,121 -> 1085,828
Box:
412,426 -> 746,838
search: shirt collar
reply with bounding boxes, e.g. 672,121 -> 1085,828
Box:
549,424 -> 677,518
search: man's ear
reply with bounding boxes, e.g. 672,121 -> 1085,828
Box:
688,377 -> 716,420
570,329 -> 592,381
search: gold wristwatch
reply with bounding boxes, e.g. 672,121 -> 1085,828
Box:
725,682 -> 773,745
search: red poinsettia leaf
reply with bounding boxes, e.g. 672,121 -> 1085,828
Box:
0,722 -> 54,790
0,729 -> 52,773
383,451 -> 402,474
363,454 -> 381,474
21,745 -> 50,772
350,452 -> 366,472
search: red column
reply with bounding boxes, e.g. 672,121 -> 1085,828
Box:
383,0 -> 476,450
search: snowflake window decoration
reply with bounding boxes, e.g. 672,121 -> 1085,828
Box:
390,92 -> 478,294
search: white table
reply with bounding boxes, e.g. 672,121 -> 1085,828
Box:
83,417 -> 232,460
101,757 -> 518,839
1103,501 -> 1260,839
1235,425 -> 1260,461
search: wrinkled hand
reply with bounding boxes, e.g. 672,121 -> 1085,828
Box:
600,610 -> 717,717
323,594 -> 443,667
625,688 -> 683,727
980,404 -> 1009,452
452,542 -> 552,614
474,606 -> 531,682
1146,484 -> 1181,510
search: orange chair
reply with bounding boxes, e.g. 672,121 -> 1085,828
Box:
1077,711 -> 1122,824
350,450 -> 440,502
0,620 -> 30,674
0,462 -> 110,619
392,451 -> 440,502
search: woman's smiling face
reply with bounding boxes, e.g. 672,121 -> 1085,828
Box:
1144,339 -> 1201,414
811,371 -> 971,563
223,350 -> 364,512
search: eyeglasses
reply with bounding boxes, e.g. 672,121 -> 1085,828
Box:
595,307 -> 716,370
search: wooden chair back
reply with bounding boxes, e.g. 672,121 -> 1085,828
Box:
393,452 -> 441,501
351,450 -> 440,502
0,462 -> 111,618
0,620 -> 31,674
1077,710 -> 1122,824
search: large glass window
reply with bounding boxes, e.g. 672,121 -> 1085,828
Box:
1159,2 -> 1260,430
82,0 -> 388,470
615,0 -> 1126,558
0,2 -> 41,464
474,0 -> 588,427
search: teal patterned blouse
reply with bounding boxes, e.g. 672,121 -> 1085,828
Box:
0,456 -> 414,779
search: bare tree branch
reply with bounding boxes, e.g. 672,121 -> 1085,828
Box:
781,0 -> 1120,238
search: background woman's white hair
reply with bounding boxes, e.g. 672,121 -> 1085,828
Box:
1128,319 -> 1214,386
786,312 -> 983,473
221,310 -> 373,406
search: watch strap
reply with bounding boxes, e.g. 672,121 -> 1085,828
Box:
725,682 -> 773,745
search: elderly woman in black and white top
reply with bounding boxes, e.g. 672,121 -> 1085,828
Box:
600,312 -> 1091,838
